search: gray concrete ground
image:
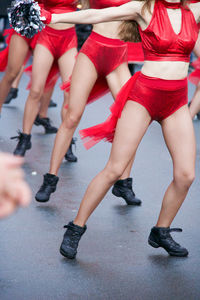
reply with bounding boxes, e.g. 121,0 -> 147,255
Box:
0,71 -> 200,300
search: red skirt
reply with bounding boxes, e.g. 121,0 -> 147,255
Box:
79,72 -> 188,149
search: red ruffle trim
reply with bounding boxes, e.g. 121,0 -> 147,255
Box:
79,72 -> 140,149
0,29 -> 14,72
61,76 -> 109,107
25,61 -> 59,91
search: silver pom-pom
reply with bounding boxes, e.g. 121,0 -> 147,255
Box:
8,0 -> 45,38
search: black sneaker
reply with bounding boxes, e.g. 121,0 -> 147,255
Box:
148,227 -> 189,257
112,178 -> 142,205
197,112 -> 200,120
4,88 -> 18,104
11,131 -> 32,157
35,173 -> 59,202
65,138 -> 78,162
60,221 -> 87,259
34,115 -> 58,134
48,99 -> 57,108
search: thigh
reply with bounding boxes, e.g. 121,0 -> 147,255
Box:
161,105 -> 196,174
66,53 -> 98,116
107,100 -> 151,172
106,62 -> 132,99
7,34 -> 29,73
31,44 -> 54,90
58,47 -> 77,83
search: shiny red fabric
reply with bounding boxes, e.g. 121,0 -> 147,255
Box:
127,42 -> 144,62
43,0 -> 77,13
37,26 -> 77,59
139,0 -> 198,62
0,29 -> 39,72
90,0 -> 129,8
79,72 -> 188,149
79,32 -> 127,76
61,32 -> 128,105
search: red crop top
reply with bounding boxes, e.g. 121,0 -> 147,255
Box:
139,0 -> 198,62
90,0 -> 129,9
43,0 -> 77,14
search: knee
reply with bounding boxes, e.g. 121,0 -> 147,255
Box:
103,163 -> 124,184
63,111 -> 82,130
5,68 -> 19,83
29,87 -> 43,101
174,169 -> 195,189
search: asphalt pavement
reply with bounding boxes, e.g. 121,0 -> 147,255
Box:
0,70 -> 200,300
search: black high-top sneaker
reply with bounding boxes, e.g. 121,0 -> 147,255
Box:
197,111 -> 200,120
35,173 -> 59,202
11,131 -> 32,156
48,99 -> 57,107
60,221 -> 87,259
112,178 -> 142,205
34,115 -> 58,134
148,227 -> 189,257
4,87 -> 18,104
64,138 -> 77,162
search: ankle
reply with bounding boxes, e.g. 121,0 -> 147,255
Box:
73,219 -> 86,228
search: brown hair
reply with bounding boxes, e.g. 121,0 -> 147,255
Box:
79,0 -> 90,9
119,0 -> 188,42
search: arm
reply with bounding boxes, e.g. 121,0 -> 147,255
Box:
189,2 -> 200,23
51,1 -> 144,25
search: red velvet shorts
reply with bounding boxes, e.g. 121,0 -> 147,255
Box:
37,26 -> 77,59
128,73 -> 188,122
80,31 -> 128,76
14,31 -> 40,50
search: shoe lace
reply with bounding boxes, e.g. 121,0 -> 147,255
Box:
10,130 -> 22,140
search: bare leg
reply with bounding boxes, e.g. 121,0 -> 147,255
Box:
12,65 -> 25,89
39,87 -> 54,118
74,101 -> 151,226
23,45 -> 54,134
156,105 -> 196,227
106,62 -> 135,180
57,48 -> 77,122
49,53 -> 98,174
0,35 -> 29,111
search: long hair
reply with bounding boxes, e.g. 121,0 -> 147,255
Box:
119,0 -> 188,42
79,0 -> 90,9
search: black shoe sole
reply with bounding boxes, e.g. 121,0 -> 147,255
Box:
45,129 -> 58,134
112,188 -> 142,206
35,196 -> 50,203
148,238 -> 189,257
65,156 -> 78,163
60,247 -> 76,259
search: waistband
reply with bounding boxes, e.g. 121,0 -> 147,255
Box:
44,26 -> 76,35
138,72 -> 188,90
89,31 -> 126,46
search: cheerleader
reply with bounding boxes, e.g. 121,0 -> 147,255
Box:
41,0 -> 200,258
12,0 -> 78,162
35,0 -> 142,207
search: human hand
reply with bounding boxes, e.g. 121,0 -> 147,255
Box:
0,153 -> 31,219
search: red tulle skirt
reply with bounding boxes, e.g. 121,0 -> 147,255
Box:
0,29 -> 39,72
79,72 -> 188,149
189,57 -> 200,85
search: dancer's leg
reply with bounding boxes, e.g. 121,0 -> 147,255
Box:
23,45 -> 54,134
0,35 -> 29,111
156,105 -> 196,227
39,87 -> 54,118
49,53 -> 98,174
57,48 -> 77,121
12,65 -> 24,89
74,101 -> 151,227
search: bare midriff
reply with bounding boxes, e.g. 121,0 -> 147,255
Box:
93,21 -> 123,39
